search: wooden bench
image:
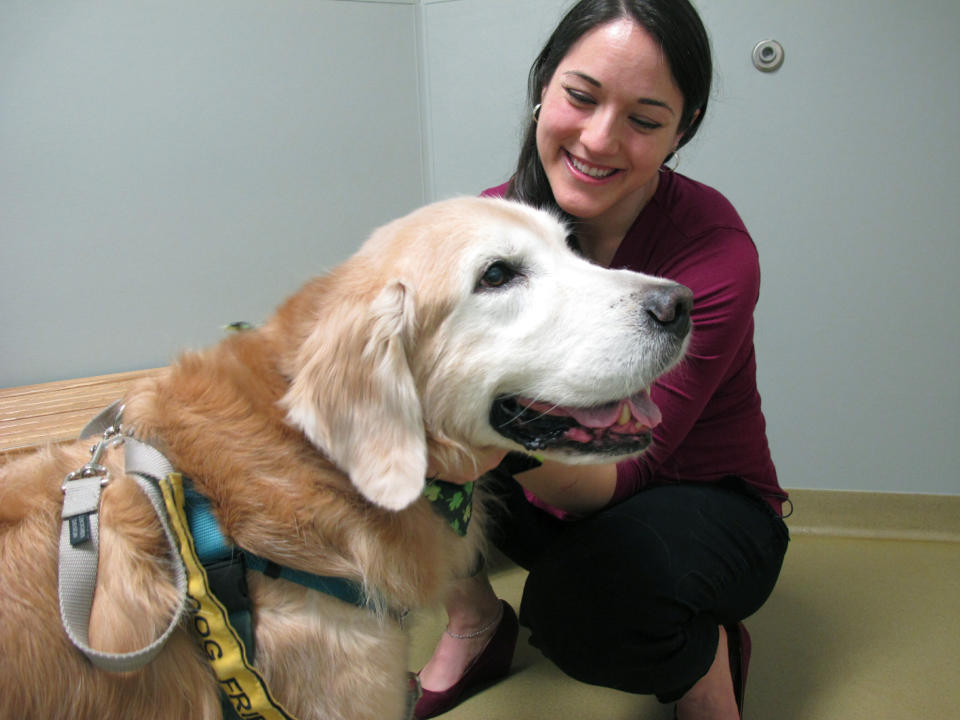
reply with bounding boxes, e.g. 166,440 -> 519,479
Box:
0,369 -> 164,458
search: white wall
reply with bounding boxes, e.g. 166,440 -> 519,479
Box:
420,0 -> 959,495
418,0 -> 568,198
688,0 -> 960,496
2,0 -> 957,495
1,0 -> 425,385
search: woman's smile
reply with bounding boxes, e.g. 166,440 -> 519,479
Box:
565,150 -> 621,181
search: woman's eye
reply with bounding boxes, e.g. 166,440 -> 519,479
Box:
479,261 -> 518,289
630,116 -> 663,131
564,86 -> 661,131
564,87 -> 594,105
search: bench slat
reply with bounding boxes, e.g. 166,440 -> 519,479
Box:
0,369 -> 163,456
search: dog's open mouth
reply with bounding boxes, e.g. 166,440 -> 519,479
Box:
490,391 -> 661,455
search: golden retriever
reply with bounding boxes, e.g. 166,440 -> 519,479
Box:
0,197 -> 692,720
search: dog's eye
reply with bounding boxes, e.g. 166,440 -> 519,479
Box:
478,261 -> 518,290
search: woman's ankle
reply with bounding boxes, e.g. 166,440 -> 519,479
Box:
418,575 -> 502,692
443,573 -> 501,635
675,626 -> 739,720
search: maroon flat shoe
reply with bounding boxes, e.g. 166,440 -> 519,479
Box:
414,600 -> 519,719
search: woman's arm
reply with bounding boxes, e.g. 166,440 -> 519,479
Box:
514,231 -> 762,513
513,460 -> 617,515
614,230 -> 762,499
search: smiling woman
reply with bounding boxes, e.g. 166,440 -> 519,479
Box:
416,3 -> 788,720
508,0 -> 711,251
534,20 -> 685,242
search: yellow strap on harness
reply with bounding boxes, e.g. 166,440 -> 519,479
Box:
159,472 -> 297,720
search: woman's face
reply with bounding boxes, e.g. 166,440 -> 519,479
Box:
536,18 -> 688,231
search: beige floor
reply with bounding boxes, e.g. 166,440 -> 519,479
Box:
409,526 -> 960,719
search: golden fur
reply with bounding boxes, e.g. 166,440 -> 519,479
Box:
0,197 -> 689,719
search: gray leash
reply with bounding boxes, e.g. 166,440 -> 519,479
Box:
58,402 -> 188,672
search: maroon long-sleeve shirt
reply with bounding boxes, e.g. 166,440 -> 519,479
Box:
483,169 -> 786,513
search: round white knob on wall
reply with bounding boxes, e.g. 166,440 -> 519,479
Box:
752,40 -> 785,72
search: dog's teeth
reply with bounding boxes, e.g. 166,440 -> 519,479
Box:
617,404 -> 631,426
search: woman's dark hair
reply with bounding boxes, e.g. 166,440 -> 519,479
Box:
507,0 -> 713,216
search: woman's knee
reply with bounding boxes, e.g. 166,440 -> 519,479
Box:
514,485 -> 787,694
519,559 -> 719,695
516,509 -> 698,662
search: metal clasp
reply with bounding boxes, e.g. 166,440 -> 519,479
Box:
63,422 -> 127,489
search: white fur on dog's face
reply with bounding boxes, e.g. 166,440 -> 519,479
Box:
283,197 -> 690,510
419,200 -> 689,457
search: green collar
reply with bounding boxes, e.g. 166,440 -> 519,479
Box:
423,479 -> 474,536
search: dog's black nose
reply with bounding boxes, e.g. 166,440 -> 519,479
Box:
644,284 -> 693,338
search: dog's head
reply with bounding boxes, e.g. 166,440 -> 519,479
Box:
279,197 -> 691,510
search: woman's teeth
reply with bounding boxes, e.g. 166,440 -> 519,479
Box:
569,154 -> 617,179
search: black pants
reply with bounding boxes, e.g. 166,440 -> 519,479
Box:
486,472 -> 789,702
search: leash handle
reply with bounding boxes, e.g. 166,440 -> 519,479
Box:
57,410 -> 188,673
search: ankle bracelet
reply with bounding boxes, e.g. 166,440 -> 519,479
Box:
444,602 -> 504,640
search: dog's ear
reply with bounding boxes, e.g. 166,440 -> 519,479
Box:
282,279 -> 427,510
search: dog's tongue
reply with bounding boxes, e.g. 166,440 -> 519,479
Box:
569,391 -> 662,430
628,392 -> 662,429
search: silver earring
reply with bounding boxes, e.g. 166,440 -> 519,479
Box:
663,150 -> 679,171
532,103 -> 542,122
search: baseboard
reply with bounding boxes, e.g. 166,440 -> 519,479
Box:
784,488 -> 960,543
